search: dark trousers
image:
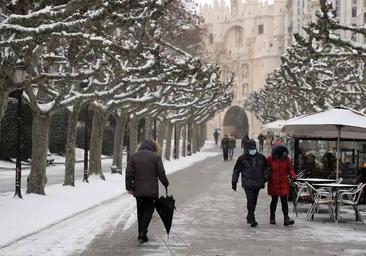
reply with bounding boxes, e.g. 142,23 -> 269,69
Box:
223,148 -> 229,160
214,138 -> 218,145
228,148 -> 234,159
270,195 -> 289,218
259,143 -> 264,152
136,197 -> 156,236
244,188 -> 260,221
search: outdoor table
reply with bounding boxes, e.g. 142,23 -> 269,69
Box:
296,178 -> 337,183
312,183 -> 359,222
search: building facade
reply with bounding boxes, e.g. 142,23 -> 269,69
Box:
200,0 -> 288,139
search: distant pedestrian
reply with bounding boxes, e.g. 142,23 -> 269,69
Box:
221,134 -> 230,161
213,130 -> 219,145
228,135 -> 236,160
257,132 -> 265,152
241,134 -> 250,154
232,139 -> 268,227
267,145 -> 296,226
125,139 -> 169,243
263,132 -> 273,156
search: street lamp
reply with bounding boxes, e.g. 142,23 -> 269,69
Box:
13,61 -> 28,199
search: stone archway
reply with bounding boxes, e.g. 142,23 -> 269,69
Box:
223,106 -> 249,138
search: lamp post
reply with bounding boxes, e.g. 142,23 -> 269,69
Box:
13,61 -> 28,199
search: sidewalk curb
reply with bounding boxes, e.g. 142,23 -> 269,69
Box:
0,192 -> 125,250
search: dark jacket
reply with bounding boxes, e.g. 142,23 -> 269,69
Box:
221,137 -> 230,150
125,140 -> 169,198
229,138 -> 236,149
232,152 -> 268,190
267,145 -> 296,196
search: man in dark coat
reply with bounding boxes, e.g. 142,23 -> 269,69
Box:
221,134 -> 230,161
232,139 -> 268,227
241,134 -> 250,154
257,132 -> 265,152
126,139 -> 169,242
213,130 -> 219,145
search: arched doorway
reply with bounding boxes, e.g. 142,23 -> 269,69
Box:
223,106 -> 249,138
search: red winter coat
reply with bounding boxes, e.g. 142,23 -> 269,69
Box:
267,155 -> 296,196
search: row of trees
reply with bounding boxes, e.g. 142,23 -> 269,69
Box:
0,0 -> 233,195
245,0 -> 366,123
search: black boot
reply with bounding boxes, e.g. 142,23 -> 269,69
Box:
284,216 -> 294,226
250,220 -> 258,227
270,214 -> 276,225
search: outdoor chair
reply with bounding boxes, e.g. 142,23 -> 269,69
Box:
295,181 -> 310,202
336,183 -> 365,223
305,182 -> 335,222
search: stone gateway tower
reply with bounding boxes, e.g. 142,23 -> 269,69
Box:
200,0 -> 287,139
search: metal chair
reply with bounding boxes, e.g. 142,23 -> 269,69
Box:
336,183 -> 365,223
305,182 -> 335,222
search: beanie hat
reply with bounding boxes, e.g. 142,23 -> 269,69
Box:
248,139 -> 256,149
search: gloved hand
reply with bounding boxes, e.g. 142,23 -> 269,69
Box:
232,183 -> 237,192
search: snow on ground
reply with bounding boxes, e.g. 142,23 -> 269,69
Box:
0,141 -> 218,255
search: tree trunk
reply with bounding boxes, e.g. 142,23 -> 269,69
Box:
144,117 -> 153,140
175,125 -> 182,159
192,123 -> 197,154
0,90 -> 9,135
64,105 -> 80,186
196,124 -> 201,152
89,108 -> 107,180
112,114 -> 127,174
26,113 -> 50,195
165,122 -> 173,161
201,122 -> 207,148
157,120 -> 166,158
129,117 -> 139,155
182,124 -> 187,157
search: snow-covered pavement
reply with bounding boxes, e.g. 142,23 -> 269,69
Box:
0,142 -> 219,255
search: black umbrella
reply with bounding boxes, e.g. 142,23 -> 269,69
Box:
155,187 -> 175,238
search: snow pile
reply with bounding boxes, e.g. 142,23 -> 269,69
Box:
0,143 -> 218,248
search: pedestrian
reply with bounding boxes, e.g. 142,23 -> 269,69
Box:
221,134 -> 230,161
228,135 -> 236,160
241,134 -> 250,154
257,132 -> 265,152
125,139 -> 169,243
232,139 -> 268,227
213,130 -> 219,145
267,144 -> 296,226
263,131 -> 273,156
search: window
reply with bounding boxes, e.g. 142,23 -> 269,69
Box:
364,0 -> 366,7
353,0 -> 357,5
352,7 -> 357,18
209,34 -> 213,44
258,24 -> 264,35
243,83 -> 248,96
364,13 -> 366,23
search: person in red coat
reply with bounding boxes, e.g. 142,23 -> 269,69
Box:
267,144 -> 296,226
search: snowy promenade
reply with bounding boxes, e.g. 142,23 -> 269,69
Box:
1,146 -> 366,255
79,148 -> 366,256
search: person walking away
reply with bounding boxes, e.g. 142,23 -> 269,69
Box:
125,140 -> 169,243
257,132 -> 265,153
228,135 -> 236,160
213,130 -> 219,145
263,132 -> 273,156
267,144 -> 296,226
232,139 -> 268,227
241,134 -> 250,154
221,135 -> 230,161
